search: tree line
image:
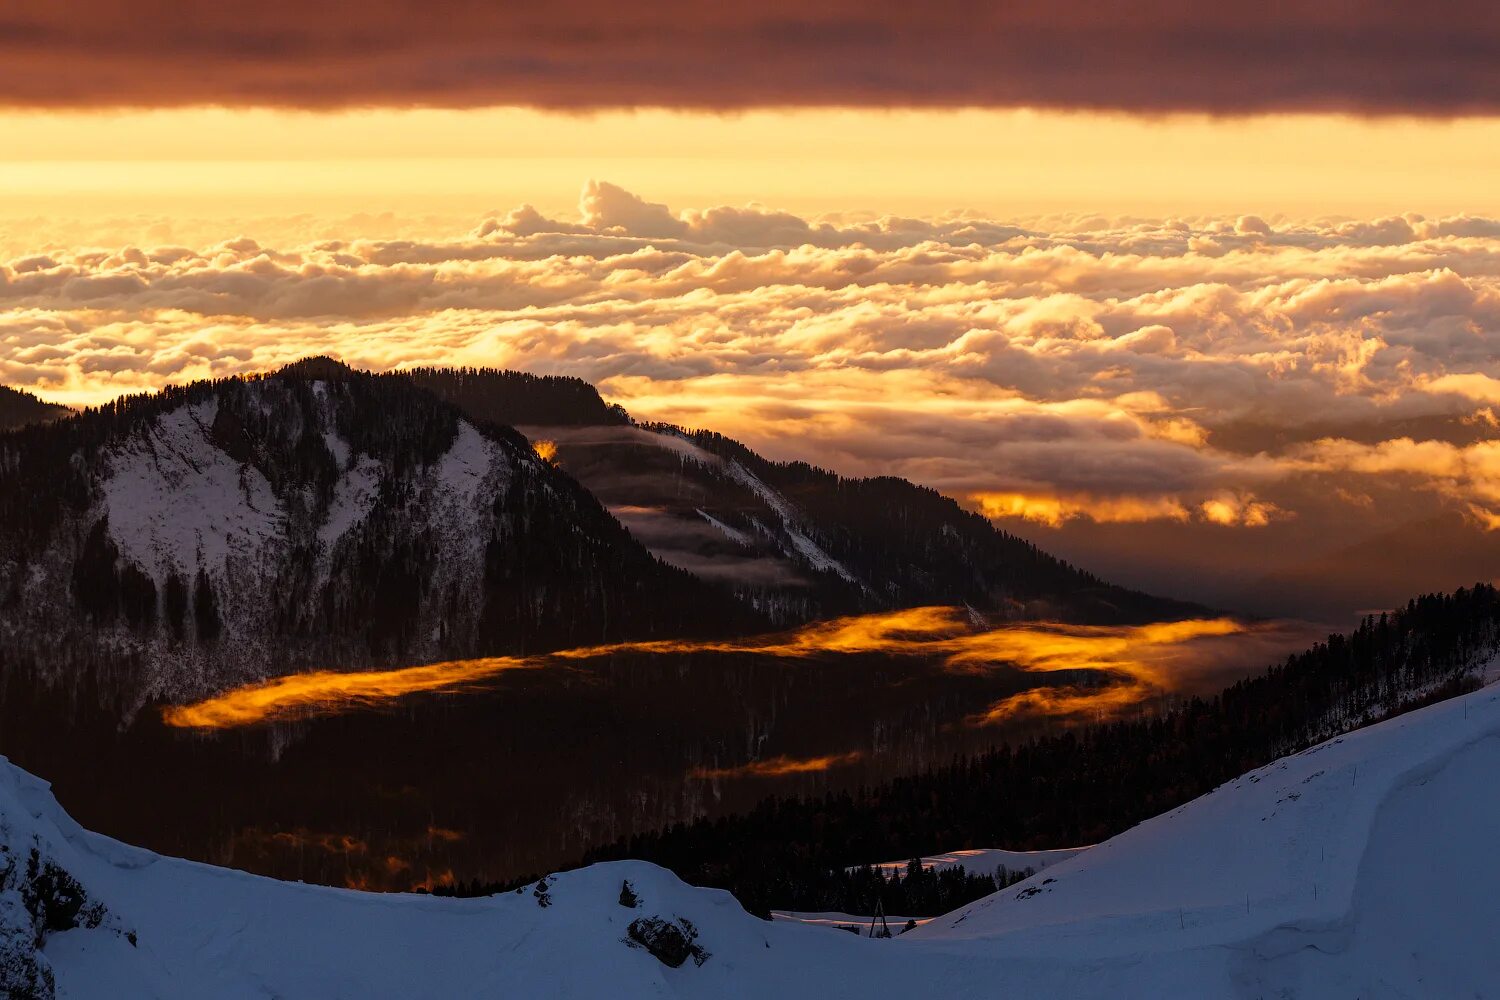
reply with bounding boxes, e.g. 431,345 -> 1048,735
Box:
561,586 -> 1498,916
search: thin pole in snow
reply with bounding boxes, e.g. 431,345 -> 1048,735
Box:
1179,908 -> 1185,930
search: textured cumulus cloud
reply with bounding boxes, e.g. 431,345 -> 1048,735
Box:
5,181 -> 1500,618
3,4 -> 1499,113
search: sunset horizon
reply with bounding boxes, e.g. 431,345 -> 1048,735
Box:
1,4 -> 1497,997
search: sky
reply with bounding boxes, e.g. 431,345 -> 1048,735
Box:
3,2 -> 1499,621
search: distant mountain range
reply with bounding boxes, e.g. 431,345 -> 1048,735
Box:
0,359 -> 1192,705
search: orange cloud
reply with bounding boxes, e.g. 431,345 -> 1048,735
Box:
9,183 -> 1500,612
531,438 -> 558,463
1425,372 -> 1500,404
160,655 -> 538,729
1197,493 -> 1287,528
164,607 -> 1247,730
409,870 -> 457,894
969,492 -> 1191,527
690,751 -> 864,780
969,490 -> 1286,528
240,828 -> 369,857
1290,437 -> 1500,528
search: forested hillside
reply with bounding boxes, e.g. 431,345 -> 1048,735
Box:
0,362 -> 755,703
0,384 -> 66,431
577,586 -> 1500,915
405,366 -> 630,428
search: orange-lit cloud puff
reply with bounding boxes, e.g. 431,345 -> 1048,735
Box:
690,752 -> 865,781
163,607 -> 1252,730
7,181 -> 1500,554
161,655 -> 537,729
1,5 -> 1497,113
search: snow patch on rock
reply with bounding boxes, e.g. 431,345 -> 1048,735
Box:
696,509 -> 752,548
318,455 -> 384,549
99,399 -> 285,584
723,460 -> 860,586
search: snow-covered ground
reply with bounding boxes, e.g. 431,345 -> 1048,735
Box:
771,910 -> 930,935
4,678 -> 1498,998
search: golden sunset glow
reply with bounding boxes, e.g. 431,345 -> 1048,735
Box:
531,439 -> 559,463
690,752 -> 865,780
160,655 -> 537,729
6,109 -> 1500,235
969,492 -> 1192,527
8,9 -> 1500,741
163,608 -> 1247,731
3,6 -> 1497,983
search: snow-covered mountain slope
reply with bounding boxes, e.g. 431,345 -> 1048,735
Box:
1,360 -> 1188,711
0,364 -> 752,703
909,672 -> 1500,997
1,757 -> 929,1000
5,678 -> 1497,998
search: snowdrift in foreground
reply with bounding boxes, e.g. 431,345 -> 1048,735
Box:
5,681 -> 1500,998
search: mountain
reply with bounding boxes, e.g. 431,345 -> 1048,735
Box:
0,361 -> 756,704
404,366 -> 631,428
0,359 -> 1196,892
404,368 -> 1190,627
0,360 -> 1186,706
0,385 -> 67,432
5,665 -> 1497,997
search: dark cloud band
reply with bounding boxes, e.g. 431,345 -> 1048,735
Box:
3,2 -> 1498,112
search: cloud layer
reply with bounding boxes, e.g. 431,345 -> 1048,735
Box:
5,181 -> 1499,618
3,4 -> 1499,112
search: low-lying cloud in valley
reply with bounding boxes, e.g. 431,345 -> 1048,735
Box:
5,181 -> 1499,620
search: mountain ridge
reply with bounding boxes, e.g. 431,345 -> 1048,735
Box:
0,384 -> 67,432
0,359 -> 1193,706
0,363 -> 758,704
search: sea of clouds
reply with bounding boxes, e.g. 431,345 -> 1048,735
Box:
4,181 -> 1498,616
